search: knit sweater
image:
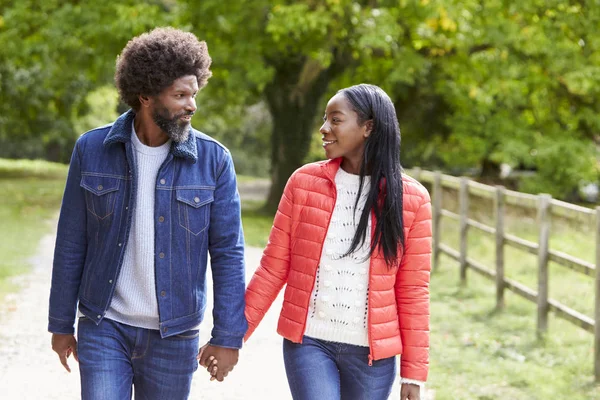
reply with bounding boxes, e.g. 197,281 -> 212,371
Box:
104,125 -> 171,329
304,167 -> 372,346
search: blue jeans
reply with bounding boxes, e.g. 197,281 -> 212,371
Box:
283,336 -> 396,400
77,317 -> 199,400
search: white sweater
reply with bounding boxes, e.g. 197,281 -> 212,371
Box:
104,125 -> 171,329
304,167 -> 372,346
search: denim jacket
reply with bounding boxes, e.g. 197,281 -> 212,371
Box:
48,110 -> 248,348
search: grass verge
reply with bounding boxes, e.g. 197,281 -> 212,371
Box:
0,159 -> 67,296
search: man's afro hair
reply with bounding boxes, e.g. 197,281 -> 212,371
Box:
115,27 -> 212,110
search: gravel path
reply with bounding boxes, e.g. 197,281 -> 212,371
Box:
0,183 -> 434,399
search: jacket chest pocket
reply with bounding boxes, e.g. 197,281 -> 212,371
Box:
176,188 -> 214,235
80,175 -> 121,220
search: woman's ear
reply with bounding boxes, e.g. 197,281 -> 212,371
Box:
363,120 -> 374,138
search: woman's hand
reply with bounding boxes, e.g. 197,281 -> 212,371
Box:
400,383 -> 420,400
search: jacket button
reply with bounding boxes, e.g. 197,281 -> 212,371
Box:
158,216 -> 165,222
318,311 -> 326,318
355,300 -> 363,307
324,281 -> 331,288
97,185 -> 103,191
109,280 -> 113,284
160,290 -> 166,297
118,243 -> 122,247
160,179 -> 166,185
159,252 -> 165,259
322,296 -> 330,303
163,327 -> 168,333
97,315 -> 101,319
194,196 -> 200,203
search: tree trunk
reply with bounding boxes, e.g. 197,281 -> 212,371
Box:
262,57 -> 343,212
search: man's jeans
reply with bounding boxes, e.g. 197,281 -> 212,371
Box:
77,317 -> 199,400
283,336 -> 396,400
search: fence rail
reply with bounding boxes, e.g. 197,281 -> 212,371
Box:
407,168 -> 600,381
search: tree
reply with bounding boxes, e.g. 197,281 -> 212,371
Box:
179,0 -> 427,210
0,0 -> 173,161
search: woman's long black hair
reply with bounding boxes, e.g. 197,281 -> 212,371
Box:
340,84 -> 405,267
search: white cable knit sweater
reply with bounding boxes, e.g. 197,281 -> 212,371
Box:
104,125 -> 171,329
304,167 -> 372,346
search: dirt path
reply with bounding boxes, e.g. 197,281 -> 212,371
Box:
0,182 -> 434,399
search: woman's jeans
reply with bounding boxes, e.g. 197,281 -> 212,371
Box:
77,317 -> 199,400
283,336 -> 396,400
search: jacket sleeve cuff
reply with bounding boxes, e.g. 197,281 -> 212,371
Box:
48,317 -> 75,335
400,377 -> 425,390
209,331 -> 244,349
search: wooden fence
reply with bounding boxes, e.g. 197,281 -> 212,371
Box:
407,168 -> 600,381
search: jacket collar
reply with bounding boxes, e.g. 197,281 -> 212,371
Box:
103,109 -> 198,162
321,157 -> 343,182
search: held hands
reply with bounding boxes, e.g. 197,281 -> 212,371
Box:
401,383 -> 421,400
51,333 -> 79,372
197,342 -> 239,382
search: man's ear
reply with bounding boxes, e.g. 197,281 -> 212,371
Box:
363,119 -> 374,138
139,94 -> 151,108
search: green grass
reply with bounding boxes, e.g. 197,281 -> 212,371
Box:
241,200 -> 274,248
430,251 -> 599,399
0,158 -> 69,179
0,158 -> 67,296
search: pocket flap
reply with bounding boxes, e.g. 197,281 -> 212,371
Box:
176,189 -> 214,208
80,175 -> 121,196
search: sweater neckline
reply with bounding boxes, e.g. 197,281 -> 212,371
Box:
335,167 -> 371,186
131,121 -> 172,156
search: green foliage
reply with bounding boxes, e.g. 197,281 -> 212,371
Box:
72,86 -> 120,136
0,1 -> 173,162
1,0 -> 598,199
414,0 -> 600,196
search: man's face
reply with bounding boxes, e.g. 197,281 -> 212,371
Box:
151,75 -> 199,143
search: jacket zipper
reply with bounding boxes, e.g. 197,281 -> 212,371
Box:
300,167 -> 337,342
367,212 -> 375,366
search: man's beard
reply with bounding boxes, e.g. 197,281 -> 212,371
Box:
152,106 -> 193,143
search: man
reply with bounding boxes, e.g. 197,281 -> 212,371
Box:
48,27 -> 247,399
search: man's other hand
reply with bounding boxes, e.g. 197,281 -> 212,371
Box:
51,333 -> 78,372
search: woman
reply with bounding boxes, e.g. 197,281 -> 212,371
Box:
247,84 -> 431,399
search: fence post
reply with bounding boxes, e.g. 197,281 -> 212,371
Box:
459,178 -> 469,284
432,171 -> 442,271
595,207 -> 600,381
495,186 -> 506,310
412,167 -> 422,182
537,194 -> 551,337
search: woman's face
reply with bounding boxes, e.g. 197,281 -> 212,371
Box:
320,93 -> 371,173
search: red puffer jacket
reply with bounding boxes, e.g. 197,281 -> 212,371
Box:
244,158 -> 432,381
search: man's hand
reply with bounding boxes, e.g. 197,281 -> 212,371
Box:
51,333 -> 78,373
401,383 -> 421,400
197,344 -> 239,382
